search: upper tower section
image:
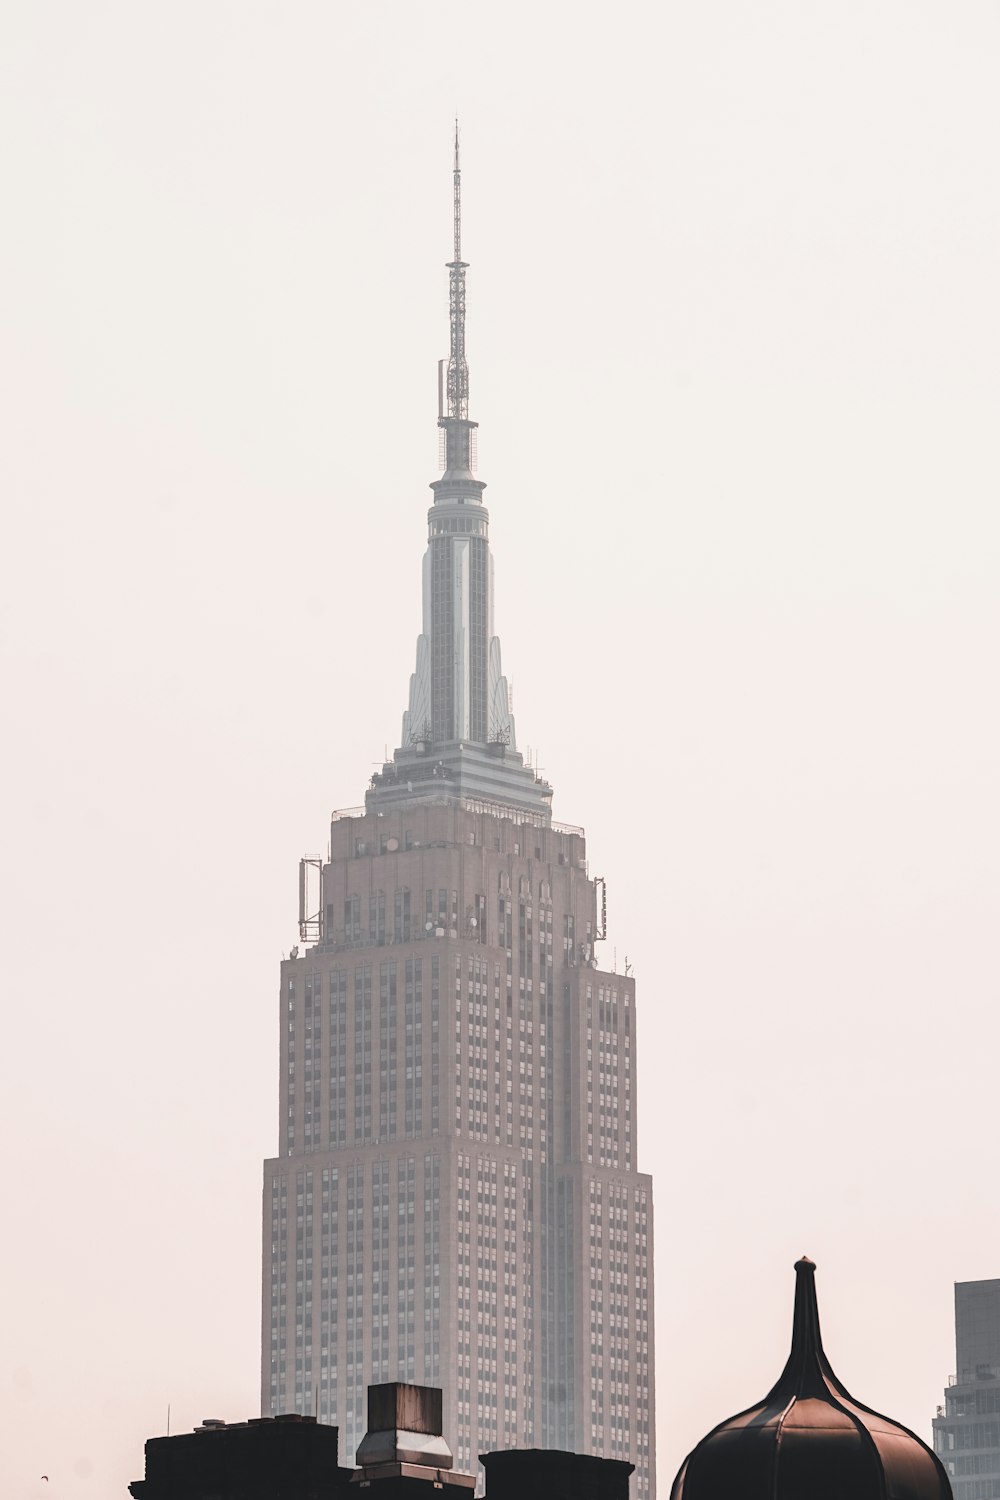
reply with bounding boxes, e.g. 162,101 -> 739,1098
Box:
367,127 -> 552,824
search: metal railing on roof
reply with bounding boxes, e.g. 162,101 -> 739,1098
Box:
552,818 -> 585,837
329,798 -> 584,838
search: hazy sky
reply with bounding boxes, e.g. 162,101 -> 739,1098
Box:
2,2 -> 999,1496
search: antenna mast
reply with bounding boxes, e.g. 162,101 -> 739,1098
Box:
446,119 -> 469,421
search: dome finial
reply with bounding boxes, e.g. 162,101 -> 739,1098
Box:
760,1255 -> 828,1402
788,1254 -> 825,1390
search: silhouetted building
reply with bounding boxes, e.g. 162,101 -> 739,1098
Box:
260,132 -> 655,1495
671,1257 -> 951,1500
129,1382 -> 633,1500
934,1279 -> 1000,1500
128,1413 -> 347,1500
483,1449 -> 633,1500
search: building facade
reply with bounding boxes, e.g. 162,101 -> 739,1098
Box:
934,1279 -> 1000,1500
260,134 -> 655,1499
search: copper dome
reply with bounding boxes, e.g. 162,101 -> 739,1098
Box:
670,1258 -> 951,1500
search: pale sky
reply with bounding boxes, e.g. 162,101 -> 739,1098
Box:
2,3 -> 998,1497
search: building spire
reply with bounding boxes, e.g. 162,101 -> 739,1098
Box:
445,118 -> 469,423
367,130 -> 552,817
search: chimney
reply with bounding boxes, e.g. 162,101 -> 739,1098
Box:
353,1383 -> 474,1493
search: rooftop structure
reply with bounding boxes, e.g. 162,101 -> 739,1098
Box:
483,1449 -> 634,1500
353,1381 -> 472,1493
671,1258 -> 951,1500
129,1382 -> 633,1500
128,1413 -> 347,1500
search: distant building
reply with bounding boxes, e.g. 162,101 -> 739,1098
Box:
260,130 -> 655,1495
129,1381 -> 632,1500
934,1279 -> 1000,1500
671,1257 -> 950,1500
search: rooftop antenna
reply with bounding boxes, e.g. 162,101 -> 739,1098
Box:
436,120 -> 479,481
446,117 -> 469,422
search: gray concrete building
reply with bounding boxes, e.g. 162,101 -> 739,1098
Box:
260,133 -> 655,1499
933,1280 -> 1000,1500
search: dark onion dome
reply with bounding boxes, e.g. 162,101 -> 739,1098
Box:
671,1257 -> 952,1500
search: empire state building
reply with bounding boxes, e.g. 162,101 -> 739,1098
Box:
261,132 -> 656,1499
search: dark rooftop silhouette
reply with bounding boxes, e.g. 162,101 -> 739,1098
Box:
128,1382 -> 633,1500
482,1449 -> 633,1500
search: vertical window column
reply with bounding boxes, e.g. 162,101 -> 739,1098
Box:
431,957 -> 440,1134
303,973 -> 319,1152
379,962 -> 398,1141
345,1165 -> 365,1459
285,976 -> 297,1154
396,1156 -> 416,1381
268,1173 -> 288,1413
371,1161 -> 390,1383
353,966 -> 372,1144
320,1166 -> 339,1424
329,970 -> 348,1149
294,1170 -> 314,1414
405,959 -> 423,1138
422,1152 -> 441,1383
